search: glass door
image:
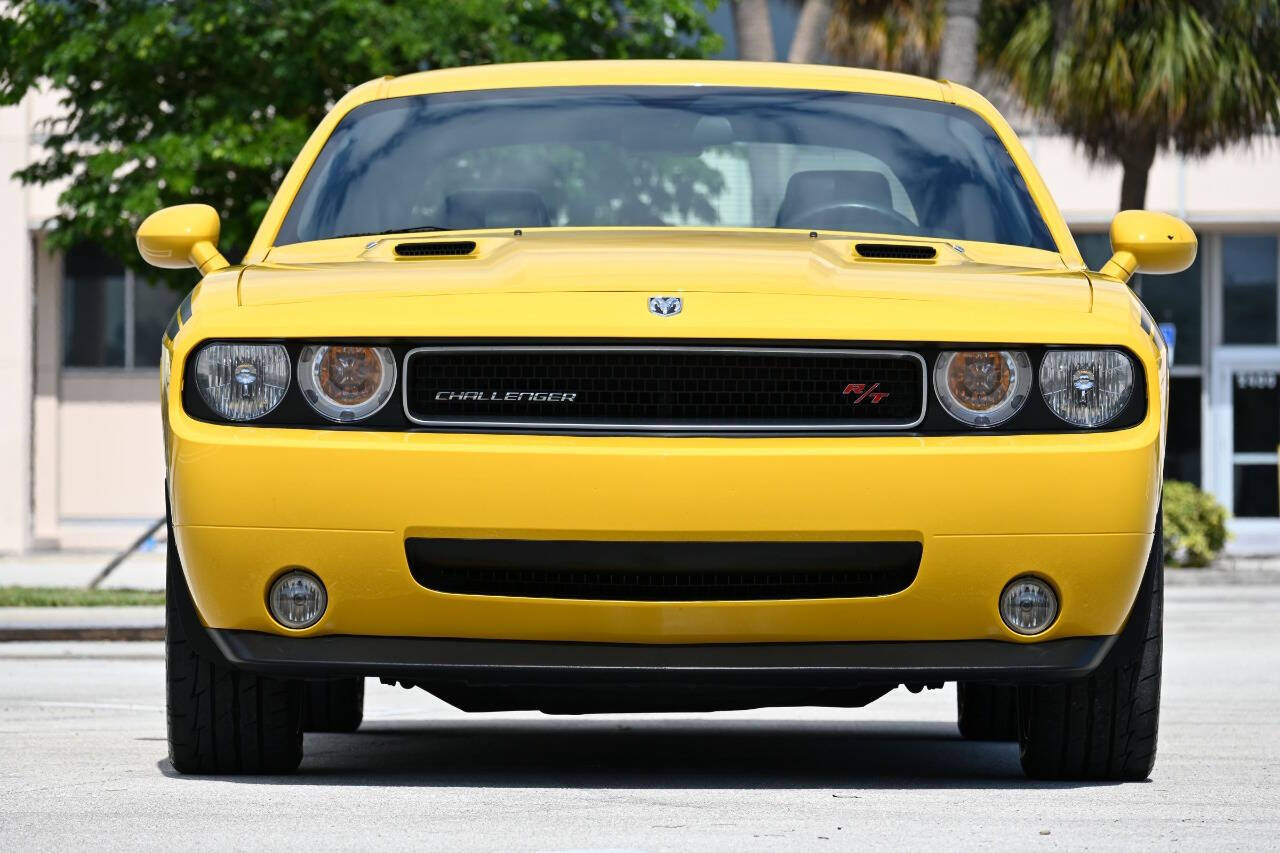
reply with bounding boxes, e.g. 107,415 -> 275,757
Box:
1210,350 -> 1280,551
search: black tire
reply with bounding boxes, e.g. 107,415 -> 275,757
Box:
956,683 -> 1018,741
165,514 -> 304,774
1016,512 -> 1163,781
303,679 -> 365,732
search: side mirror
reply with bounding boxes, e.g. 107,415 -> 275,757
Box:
1099,210 -> 1197,282
136,204 -> 230,275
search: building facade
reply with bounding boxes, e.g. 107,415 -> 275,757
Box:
1,80 -> 1277,556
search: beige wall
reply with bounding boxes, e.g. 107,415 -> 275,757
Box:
57,371 -> 165,518
1026,135 -> 1280,227
54,371 -> 165,549
0,96 -> 36,553
32,238 -> 61,546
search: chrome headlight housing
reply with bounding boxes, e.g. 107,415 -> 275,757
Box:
1039,349 -> 1135,427
933,350 -> 1032,428
193,343 -> 290,422
298,345 -> 397,422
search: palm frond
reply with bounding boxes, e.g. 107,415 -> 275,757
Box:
828,0 -> 943,76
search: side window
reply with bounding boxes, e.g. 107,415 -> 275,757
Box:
1222,234 -> 1278,345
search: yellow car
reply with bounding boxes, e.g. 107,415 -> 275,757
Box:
139,60 -> 1194,780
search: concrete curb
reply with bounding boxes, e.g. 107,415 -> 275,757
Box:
0,626 -> 164,642
1165,568 -> 1280,586
0,605 -> 165,642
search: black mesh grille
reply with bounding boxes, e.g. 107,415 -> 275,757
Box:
404,346 -> 924,431
395,241 -> 477,257
855,243 -> 937,260
406,539 -> 921,601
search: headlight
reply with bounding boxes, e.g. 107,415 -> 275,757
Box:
193,343 -> 290,421
933,350 -> 1031,427
298,345 -> 397,422
1039,349 -> 1135,427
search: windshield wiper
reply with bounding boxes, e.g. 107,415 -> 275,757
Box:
329,225 -> 453,240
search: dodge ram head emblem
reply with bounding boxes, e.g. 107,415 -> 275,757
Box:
648,296 -> 682,316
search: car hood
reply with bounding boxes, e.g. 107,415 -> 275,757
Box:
242,229 -> 1091,314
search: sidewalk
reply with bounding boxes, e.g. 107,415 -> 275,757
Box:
0,548 -> 166,590
0,606 -> 164,641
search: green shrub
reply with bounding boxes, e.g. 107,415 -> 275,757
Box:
1162,481 -> 1230,567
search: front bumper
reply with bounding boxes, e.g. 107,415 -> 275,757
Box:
170,409 -> 1161,646
212,629 -> 1115,684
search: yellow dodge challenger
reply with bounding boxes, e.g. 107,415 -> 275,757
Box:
138,61 -> 1195,780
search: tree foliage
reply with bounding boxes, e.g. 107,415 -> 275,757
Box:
0,0 -> 721,275
827,0 -> 1280,211
828,0 -> 942,76
982,0 -> 1280,208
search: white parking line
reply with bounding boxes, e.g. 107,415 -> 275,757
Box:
15,700 -> 163,712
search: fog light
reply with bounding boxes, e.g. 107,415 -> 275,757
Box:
999,576 -> 1059,635
268,570 -> 327,629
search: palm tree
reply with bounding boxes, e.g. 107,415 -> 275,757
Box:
828,0 -> 942,77
731,0 -> 777,60
984,0 -> 1280,210
730,0 -> 837,64
788,0 -> 836,63
937,0 -> 980,84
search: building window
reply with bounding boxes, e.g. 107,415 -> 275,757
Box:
1231,368 -> 1280,517
1073,232 -> 1112,271
1167,376 -> 1203,486
63,244 -> 126,367
1139,250 -> 1202,366
62,243 -> 186,369
1222,234 -> 1278,345
1235,465 -> 1280,518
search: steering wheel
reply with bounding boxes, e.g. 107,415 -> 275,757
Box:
777,201 -> 921,235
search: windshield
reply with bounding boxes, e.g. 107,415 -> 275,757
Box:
277,86 -> 1056,251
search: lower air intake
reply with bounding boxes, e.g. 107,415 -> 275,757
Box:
405,538 -> 922,601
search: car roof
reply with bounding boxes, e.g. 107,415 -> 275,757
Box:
376,60 -> 952,103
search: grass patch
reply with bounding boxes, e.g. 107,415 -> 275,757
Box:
0,586 -> 164,607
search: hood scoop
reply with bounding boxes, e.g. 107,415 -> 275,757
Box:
854,243 -> 937,261
394,240 -> 477,257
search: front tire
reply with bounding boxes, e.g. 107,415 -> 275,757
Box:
165,514 -> 304,774
1016,515 -> 1163,781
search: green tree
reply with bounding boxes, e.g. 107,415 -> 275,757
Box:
984,0 -> 1280,210
0,0 -> 721,278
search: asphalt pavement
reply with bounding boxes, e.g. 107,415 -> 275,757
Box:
0,585 -> 1277,851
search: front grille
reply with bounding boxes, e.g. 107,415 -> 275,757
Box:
403,345 -> 926,432
406,539 -> 922,601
